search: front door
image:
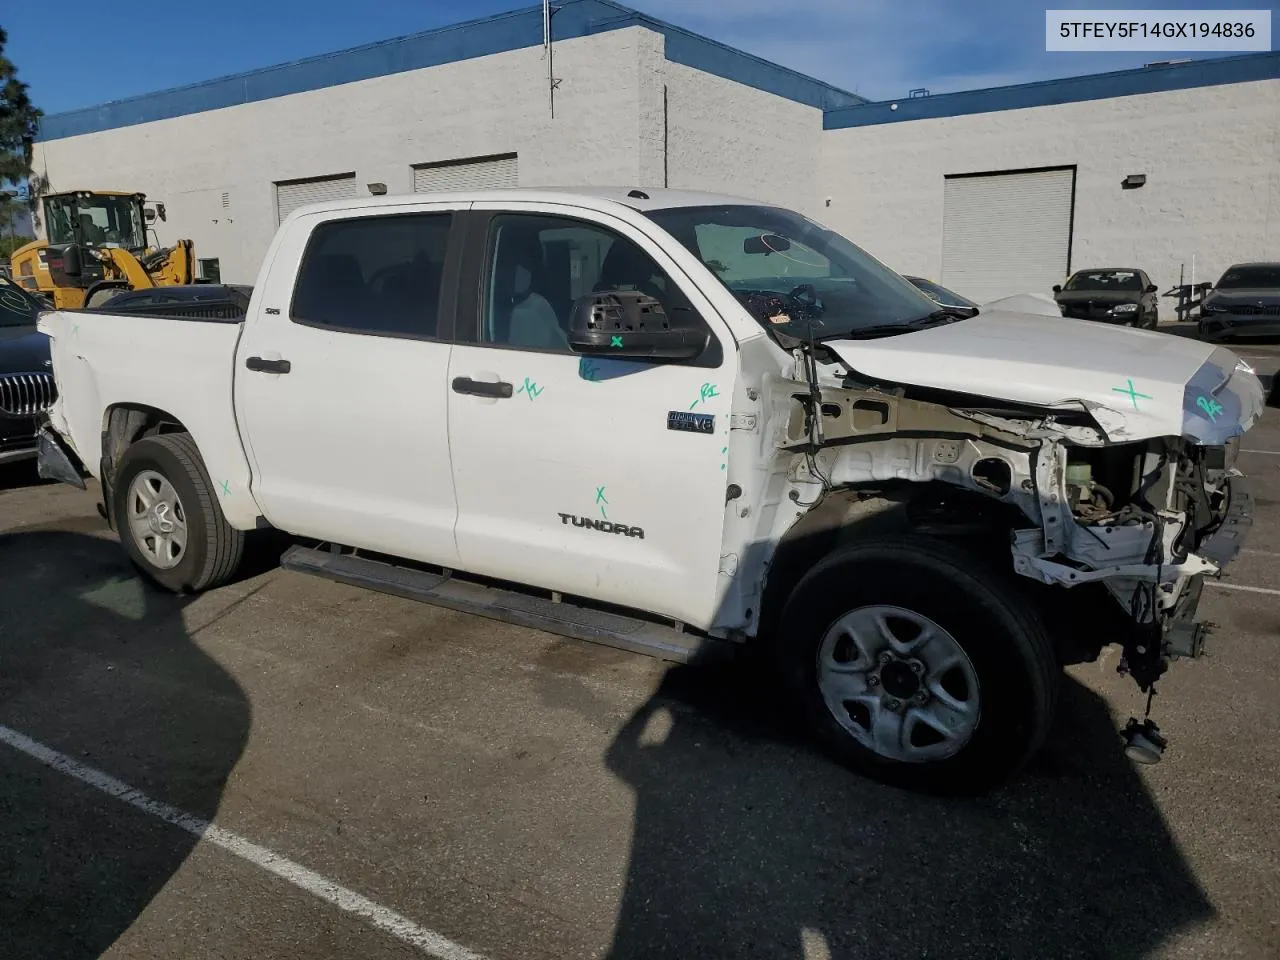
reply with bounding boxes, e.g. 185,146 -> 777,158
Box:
445,204 -> 736,628
235,205 -> 462,567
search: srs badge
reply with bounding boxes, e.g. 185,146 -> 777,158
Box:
667,411 -> 714,434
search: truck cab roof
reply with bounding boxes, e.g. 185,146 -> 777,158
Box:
284,187 -> 762,223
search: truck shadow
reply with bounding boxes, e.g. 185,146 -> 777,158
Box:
604,656 -> 1211,959
0,530 -> 250,959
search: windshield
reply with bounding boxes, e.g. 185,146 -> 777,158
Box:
1064,269 -> 1143,292
0,278 -> 42,327
1216,265 -> 1280,290
906,276 -> 978,309
45,194 -> 146,249
645,204 -> 945,339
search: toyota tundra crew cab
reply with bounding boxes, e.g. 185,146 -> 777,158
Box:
35,188 -> 1264,794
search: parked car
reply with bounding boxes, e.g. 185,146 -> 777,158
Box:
1198,262 -> 1280,341
36,188 -> 1264,794
903,276 -> 977,310
0,277 -> 55,467
1053,268 -> 1160,328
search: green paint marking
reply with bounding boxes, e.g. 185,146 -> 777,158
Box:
516,377 -> 544,400
595,485 -> 609,519
720,446 -> 728,471
1197,396 -> 1225,421
579,358 -> 601,382
689,382 -> 719,410
1110,378 -> 1152,411
219,480 -> 231,496
71,323 -> 80,338
610,335 -> 624,347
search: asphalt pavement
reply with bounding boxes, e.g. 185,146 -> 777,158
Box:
1,325 -> 1278,960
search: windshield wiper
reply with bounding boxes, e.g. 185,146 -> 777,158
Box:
827,308 -> 974,341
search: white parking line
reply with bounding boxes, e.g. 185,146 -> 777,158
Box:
0,724 -> 486,960
1206,582 -> 1280,597
1242,548 -> 1280,559
1242,449 -> 1280,456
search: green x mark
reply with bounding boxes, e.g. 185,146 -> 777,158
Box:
219,480 -> 231,496
610,335 -> 624,347
1111,378 -> 1153,411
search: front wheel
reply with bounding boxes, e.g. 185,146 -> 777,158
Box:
113,432 -> 245,592
773,536 -> 1059,795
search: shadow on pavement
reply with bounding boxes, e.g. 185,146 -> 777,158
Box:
0,460 -> 51,492
0,530 -> 250,959
605,657 -> 1211,959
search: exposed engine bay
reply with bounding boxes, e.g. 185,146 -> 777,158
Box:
755,333 -> 1261,760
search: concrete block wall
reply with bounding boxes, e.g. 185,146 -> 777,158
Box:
660,59 -> 824,216
819,78 -> 1280,319
31,28 -> 665,284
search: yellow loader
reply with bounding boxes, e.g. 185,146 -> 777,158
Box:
9,190 -> 194,309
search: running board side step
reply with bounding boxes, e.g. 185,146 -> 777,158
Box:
280,545 -> 727,664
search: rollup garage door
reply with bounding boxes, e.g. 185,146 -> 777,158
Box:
275,174 -> 358,224
940,166 -> 1075,304
413,154 -> 518,193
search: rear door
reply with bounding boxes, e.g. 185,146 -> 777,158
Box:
234,203 -> 464,566
444,202 -> 736,628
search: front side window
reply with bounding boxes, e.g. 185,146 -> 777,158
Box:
1216,265 -> 1280,290
481,213 -> 707,354
646,204 -> 944,340
291,213 -> 452,337
1064,270 -> 1143,292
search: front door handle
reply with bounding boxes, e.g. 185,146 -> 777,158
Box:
452,376 -> 512,399
246,356 -> 292,374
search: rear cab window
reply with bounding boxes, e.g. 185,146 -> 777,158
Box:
290,213 -> 453,338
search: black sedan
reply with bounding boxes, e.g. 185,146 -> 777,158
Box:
1198,262 -> 1280,342
1053,268 -> 1160,328
0,278 -> 55,468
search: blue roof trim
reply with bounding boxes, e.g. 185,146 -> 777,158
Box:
37,0 -> 861,142
824,51 -> 1280,129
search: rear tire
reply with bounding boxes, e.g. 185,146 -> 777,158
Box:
772,535 -> 1059,795
113,433 -> 245,592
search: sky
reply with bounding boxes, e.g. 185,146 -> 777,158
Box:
4,0 -> 1278,116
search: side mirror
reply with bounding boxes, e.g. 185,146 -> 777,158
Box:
155,202 -> 167,222
1052,284 -> 1062,294
743,234 -> 790,255
61,245 -> 82,278
567,290 -> 706,361
1145,283 -> 1158,293
144,207 -> 157,223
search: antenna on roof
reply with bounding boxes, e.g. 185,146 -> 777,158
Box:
627,189 -> 650,200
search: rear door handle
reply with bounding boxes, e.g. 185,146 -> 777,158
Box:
246,356 -> 292,374
452,377 -> 512,399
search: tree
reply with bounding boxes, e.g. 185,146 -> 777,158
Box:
0,27 -> 41,243
1,27 -> 41,182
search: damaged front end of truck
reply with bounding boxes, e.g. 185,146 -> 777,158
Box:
763,340 -> 1263,760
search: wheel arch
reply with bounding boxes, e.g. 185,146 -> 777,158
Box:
99,402 -> 261,532
755,482 -> 1023,644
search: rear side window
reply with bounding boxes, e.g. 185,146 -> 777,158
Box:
291,213 -> 452,337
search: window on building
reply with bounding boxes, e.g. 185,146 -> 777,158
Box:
479,213 -> 714,357
291,213 -> 453,338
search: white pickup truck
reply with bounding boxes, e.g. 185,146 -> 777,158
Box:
36,187 -> 1263,794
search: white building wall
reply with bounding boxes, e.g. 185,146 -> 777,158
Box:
31,28 -> 664,284
662,60 -> 824,215
819,78 -> 1280,318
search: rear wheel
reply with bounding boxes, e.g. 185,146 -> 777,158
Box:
113,433 -> 245,592
773,536 -> 1059,795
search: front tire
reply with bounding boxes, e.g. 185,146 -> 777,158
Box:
113,432 -> 245,592
773,536 -> 1059,795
